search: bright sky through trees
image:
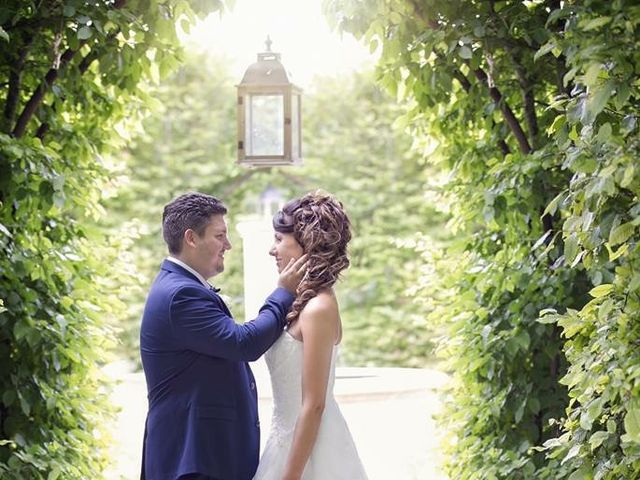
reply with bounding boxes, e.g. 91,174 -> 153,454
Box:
184,0 -> 376,89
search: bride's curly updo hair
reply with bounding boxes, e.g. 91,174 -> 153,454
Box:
273,191 -> 351,324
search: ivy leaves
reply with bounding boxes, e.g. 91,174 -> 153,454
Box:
0,0 -> 224,478
327,0 -> 640,478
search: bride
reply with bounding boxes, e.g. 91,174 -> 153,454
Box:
253,191 -> 368,480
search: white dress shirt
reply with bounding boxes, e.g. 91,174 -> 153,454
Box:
166,256 -> 216,290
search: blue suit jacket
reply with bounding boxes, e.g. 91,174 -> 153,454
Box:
140,260 -> 293,480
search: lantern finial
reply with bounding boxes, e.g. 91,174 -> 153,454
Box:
265,36 -> 272,52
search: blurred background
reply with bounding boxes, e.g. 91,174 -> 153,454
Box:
102,0 -> 449,372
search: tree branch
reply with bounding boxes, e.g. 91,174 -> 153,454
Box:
545,0 -> 572,97
0,403 -> 7,439
35,48 -> 101,141
470,66 -> 532,154
78,50 -> 99,75
9,0 -> 127,139
487,0 -> 539,147
35,122 -> 50,140
497,137 -> 510,157
12,46 -> 80,138
483,0 -> 556,239
514,63 -> 538,144
408,0 -> 531,154
35,30 -> 120,140
554,57 -> 571,97
447,60 -> 510,156
451,68 -> 472,92
3,35 -> 33,134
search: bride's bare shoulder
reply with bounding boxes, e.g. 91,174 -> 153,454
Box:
299,291 -> 339,320
302,291 -> 338,313
298,291 -> 342,343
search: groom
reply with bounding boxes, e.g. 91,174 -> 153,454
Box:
140,192 -> 306,480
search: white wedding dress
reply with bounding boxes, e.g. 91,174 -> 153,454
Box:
253,331 -> 368,480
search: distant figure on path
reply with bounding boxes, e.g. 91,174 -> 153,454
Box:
140,192 -> 307,480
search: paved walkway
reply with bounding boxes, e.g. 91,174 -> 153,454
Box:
103,360 -> 450,480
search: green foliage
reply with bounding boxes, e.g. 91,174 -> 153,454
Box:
0,136 -> 119,479
0,0 -> 225,477
533,2 -> 640,478
326,0 -> 639,478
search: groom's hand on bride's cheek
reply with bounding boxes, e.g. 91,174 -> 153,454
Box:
278,254 -> 308,294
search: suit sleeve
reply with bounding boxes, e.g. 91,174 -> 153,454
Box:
169,285 -> 294,361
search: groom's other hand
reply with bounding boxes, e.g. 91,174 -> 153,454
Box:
277,254 -> 308,294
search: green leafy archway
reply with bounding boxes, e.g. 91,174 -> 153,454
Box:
325,0 -> 640,478
0,1 -> 228,477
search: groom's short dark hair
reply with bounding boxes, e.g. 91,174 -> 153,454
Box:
162,192 -> 227,255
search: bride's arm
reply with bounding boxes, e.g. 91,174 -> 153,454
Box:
282,296 -> 338,480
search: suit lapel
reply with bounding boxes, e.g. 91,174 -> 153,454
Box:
161,259 -> 233,316
161,259 -> 202,284
213,291 -> 232,317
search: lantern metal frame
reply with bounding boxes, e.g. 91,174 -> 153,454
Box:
236,38 -> 302,167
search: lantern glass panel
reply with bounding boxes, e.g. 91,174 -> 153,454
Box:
291,94 -> 300,158
246,94 -> 284,156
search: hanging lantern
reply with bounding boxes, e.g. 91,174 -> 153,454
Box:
236,37 -> 302,167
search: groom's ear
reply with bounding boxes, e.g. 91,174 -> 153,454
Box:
183,228 -> 198,249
